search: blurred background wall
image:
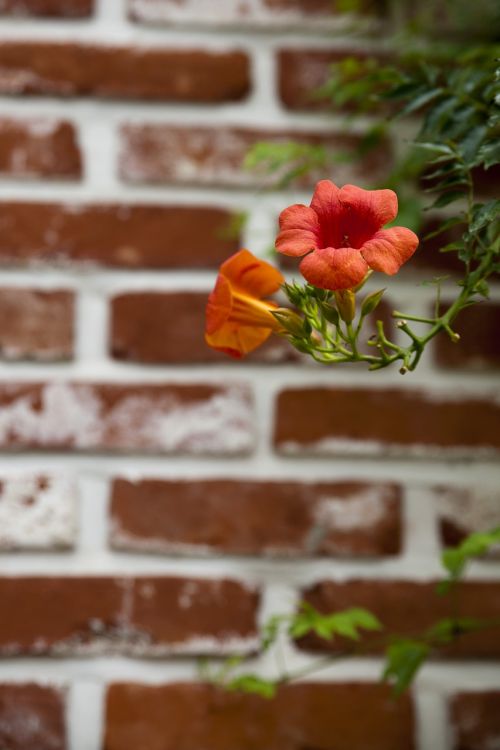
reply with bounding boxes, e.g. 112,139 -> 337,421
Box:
0,1 -> 499,748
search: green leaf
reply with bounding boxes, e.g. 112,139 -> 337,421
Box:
469,200 -> 500,234
440,527 -> 500,584
422,97 -> 458,135
415,142 -> 455,156
227,675 -> 277,699
430,191 -> 466,209
383,640 -> 430,695
261,614 -> 288,651
476,140 -> 500,169
361,288 -> 386,317
423,217 -> 466,241
458,124 -> 488,162
474,279 -> 490,299
243,141 -> 328,186
397,88 -> 445,118
289,604 -> 382,643
381,81 -> 422,101
426,617 -> 486,644
439,241 -> 465,253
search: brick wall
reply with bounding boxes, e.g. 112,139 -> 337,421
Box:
0,1 -> 499,748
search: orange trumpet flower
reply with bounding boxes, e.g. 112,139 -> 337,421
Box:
205,249 -> 284,358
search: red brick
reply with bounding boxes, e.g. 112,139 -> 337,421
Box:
449,692 -> 500,750
110,292 -> 296,364
0,683 -> 67,750
278,48 -> 390,112
0,0 -> 93,16
0,118 -> 81,179
434,485 -> 500,552
0,202 -> 239,268
110,478 -> 402,557
128,0 -> 383,27
119,124 -> 392,188
274,387 -> 500,458
300,580 -> 500,658
0,475 -> 77,550
105,681 -> 414,750
0,43 -> 250,102
0,288 -> 73,360
0,577 -> 125,655
434,302 -> 500,370
0,382 -> 254,455
130,578 -> 259,654
0,576 -> 259,656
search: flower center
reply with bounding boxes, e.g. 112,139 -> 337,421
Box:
230,289 -> 280,329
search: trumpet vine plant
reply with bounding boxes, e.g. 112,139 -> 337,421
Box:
203,0 -> 500,698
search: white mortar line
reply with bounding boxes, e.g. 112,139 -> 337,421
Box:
69,680 -> 105,750
415,686 -> 450,750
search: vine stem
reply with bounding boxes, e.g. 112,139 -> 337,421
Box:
276,619 -> 500,689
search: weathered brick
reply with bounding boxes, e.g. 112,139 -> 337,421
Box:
105,681 -> 414,750
434,485 -> 500,551
0,118 -> 81,179
0,683 -> 67,750
0,288 -> 73,360
0,577 -> 125,655
449,692 -> 500,750
0,382 -> 254,455
0,475 -> 77,550
278,48 -> 389,111
274,387 -> 500,458
129,578 -> 259,654
0,43 -> 250,102
110,478 -> 402,557
0,202 -> 239,268
110,291 -> 296,364
300,580 -> 500,658
0,0 -> 93,16
119,124 -> 392,188
434,302 -> 500,370
0,576 -> 259,655
128,0 -> 383,27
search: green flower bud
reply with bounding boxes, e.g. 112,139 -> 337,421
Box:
334,290 -> 356,324
320,302 -> 340,326
361,288 -> 386,317
272,308 -> 305,337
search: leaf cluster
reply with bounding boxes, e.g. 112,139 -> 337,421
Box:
201,527 -> 500,699
243,142 -> 330,189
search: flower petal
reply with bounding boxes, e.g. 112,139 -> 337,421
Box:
205,322 -> 273,359
310,179 -> 341,218
279,203 -> 320,233
275,204 -> 320,257
220,249 -> 284,297
276,228 -> 319,258
361,226 -> 419,275
339,185 -> 398,229
299,247 -> 369,291
205,274 -> 232,335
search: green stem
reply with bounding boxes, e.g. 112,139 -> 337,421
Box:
392,312 -> 436,324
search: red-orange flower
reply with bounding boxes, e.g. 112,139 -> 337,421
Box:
205,249 -> 284,358
276,179 -> 419,290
